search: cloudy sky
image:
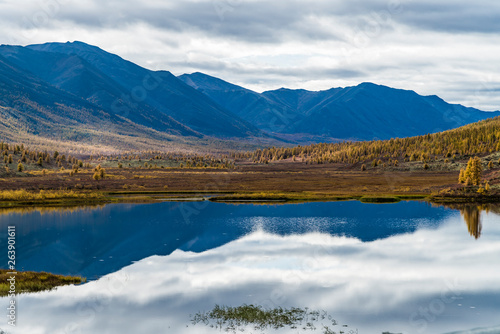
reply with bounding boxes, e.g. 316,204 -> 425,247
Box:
1,0 -> 500,110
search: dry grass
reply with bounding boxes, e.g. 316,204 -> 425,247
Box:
0,163 -> 459,196
0,189 -> 104,201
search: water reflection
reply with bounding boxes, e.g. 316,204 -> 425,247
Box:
0,201 -> 455,279
2,210 -> 500,334
0,201 -> 499,280
462,206 -> 482,239
435,204 -> 500,240
0,201 -> 499,334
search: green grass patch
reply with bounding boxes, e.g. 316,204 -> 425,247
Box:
0,270 -> 85,296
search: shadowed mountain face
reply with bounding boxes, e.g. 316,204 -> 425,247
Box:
0,52 -> 119,138
180,73 -> 500,140
0,42 -> 262,142
178,72 -> 303,134
25,42 -> 261,138
0,45 -> 199,138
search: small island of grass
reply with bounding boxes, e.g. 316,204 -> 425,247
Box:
0,269 -> 85,297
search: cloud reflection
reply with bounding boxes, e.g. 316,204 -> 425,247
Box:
1,209 -> 499,334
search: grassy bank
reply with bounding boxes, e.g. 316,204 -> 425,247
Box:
0,189 -> 104,201
208,192 -> 429,204
0,189 -> 109,208
0,270 -> 85,296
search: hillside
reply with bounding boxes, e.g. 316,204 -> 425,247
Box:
23,42 -> 261,138
0,42 -> 274,153
242,116 -> 500,166
0,45 -> 198,137
180,73 -> 500,140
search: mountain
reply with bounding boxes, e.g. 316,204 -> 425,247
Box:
278,82 -> 499,140
178,72 -> 302,133
180,73 -> 500,141
1,41 -> 498,152
0,45 -> 200,138
0,42 -> 262,141
23,42 -> 261,138
0,52 -> 111,137
0,51 -> 225,154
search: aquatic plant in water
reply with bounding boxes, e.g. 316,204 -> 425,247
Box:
190,304 -> 355,334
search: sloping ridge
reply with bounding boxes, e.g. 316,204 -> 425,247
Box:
25,41 -> 262,138
0,45 -> 199,138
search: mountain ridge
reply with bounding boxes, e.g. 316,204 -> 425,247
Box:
180,72 -> 499,140
0,40 -> 499,153
25,42 -> 262,139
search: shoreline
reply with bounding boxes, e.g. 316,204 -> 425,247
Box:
0,190 -> 499,208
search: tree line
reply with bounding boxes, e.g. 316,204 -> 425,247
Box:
237,116 -> 500,165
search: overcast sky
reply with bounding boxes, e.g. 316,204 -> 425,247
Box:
1,0 -> 500,110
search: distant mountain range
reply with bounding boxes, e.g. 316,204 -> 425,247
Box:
0,41 -> 498,151
179,72 -> 500,141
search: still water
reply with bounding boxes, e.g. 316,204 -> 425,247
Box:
0,200 -> 499,334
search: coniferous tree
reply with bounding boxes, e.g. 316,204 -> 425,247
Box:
464,157 -> 482,186
458,169 -> 466,184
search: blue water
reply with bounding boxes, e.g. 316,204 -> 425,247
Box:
0,200 -> 452,279
1,200 -> 499,334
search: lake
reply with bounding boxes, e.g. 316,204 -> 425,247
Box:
1,200 -> 499,334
